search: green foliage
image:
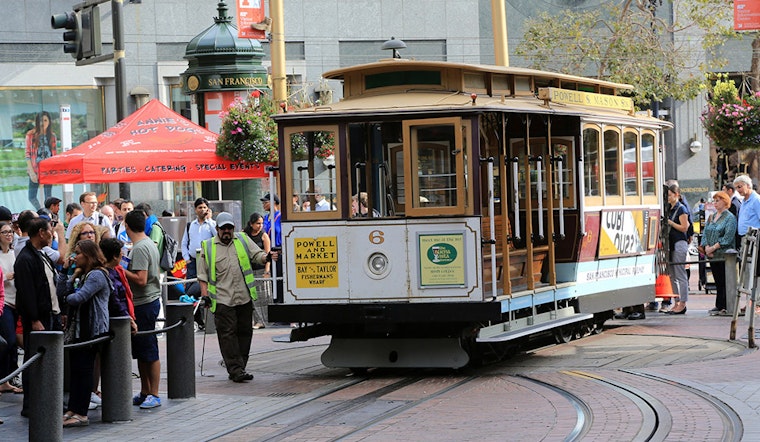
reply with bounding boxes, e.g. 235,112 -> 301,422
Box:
216,91 -> 278,163
701,75 -> 760,150
514,0 -> 737,106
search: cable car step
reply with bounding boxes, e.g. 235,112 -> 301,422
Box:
476,312 -> 594,343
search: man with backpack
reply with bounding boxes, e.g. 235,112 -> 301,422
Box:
66,191 -> 115,240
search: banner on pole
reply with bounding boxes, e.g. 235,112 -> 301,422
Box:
735,0 -> 760,31
237,0 -> 266,39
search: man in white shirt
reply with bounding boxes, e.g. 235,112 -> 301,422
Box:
181,197 -> 217,281
65,191 -> 115,239
314,187 -> 336,211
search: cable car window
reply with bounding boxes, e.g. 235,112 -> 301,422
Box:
583,127 -> 600,197
285,126 -> 340,218
603,128 -> 620,196
403,118 -> 466,215
642,133 -> 656,196
623,131 -> 639,196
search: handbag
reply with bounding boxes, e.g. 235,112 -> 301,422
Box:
63,304 -> 80,345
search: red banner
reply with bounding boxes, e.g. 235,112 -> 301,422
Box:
237,0 -> 266,39
735,0 -> 760,31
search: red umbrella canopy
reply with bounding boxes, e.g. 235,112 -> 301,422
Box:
39,99 -> 271,184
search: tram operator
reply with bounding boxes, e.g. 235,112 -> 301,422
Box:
197,212 -> 277,383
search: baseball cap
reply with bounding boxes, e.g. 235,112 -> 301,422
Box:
216,212 -> 235,228
0,206 -> 11,222
260,193 -> 280,205
44,197 -> 62,208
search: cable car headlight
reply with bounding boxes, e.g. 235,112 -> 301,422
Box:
367,252 -> 390,277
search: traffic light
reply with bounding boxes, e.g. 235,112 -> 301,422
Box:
79,6 -> 102,60
51,11 -> 82,59
51,6 -> 101,61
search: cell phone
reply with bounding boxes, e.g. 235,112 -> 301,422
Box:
271,246 -> 282,252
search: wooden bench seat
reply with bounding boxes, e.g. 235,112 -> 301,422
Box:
482,214 -> 548,293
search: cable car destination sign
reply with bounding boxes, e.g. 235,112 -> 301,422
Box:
538,87 -> 633,112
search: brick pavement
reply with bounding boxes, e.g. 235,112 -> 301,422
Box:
2,288 -> 760,440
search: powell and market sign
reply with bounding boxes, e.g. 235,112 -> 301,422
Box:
182,72 -> 268,94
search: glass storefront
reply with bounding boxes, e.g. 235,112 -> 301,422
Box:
0,87 -> 104,212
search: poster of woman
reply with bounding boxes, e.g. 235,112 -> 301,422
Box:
25,110 -> 56,209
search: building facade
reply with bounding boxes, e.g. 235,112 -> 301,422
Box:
0,0 -> 717,213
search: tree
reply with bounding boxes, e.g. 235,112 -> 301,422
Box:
514,0 -> 737,106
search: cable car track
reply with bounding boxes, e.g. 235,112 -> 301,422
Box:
519,369 -> 743,442
205,374 -> 477,441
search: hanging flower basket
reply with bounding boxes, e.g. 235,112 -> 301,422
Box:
701,77 -> 760,151
216,90 -> 279,163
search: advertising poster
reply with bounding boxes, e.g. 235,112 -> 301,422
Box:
418,233 -> 465,287
598,210 -> 647,257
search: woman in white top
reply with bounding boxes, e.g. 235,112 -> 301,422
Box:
0,221 -> 22,393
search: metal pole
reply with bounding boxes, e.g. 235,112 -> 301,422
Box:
166,303 -> 196,399
725,251 -> 738,315
490,0 -> 509,66
112,0 -> 130,199
29,331 -> 64,442
270,0 -> 287,106
101,316 -> 132,422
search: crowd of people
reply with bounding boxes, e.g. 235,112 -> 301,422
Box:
618,176 -> 757,320
0,192 -> 280,427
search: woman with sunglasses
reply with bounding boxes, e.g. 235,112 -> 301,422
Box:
57,239 -> 111,427
65,223 -> 102,272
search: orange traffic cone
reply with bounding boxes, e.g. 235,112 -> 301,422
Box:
655,274 -> 677,299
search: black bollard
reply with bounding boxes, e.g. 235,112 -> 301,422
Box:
29,331 -> 63,442
166,302 -> 196,398
101,316 -> 133,422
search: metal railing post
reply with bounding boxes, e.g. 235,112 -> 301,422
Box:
101,316 -> 133,422
166,303 -> 195,399
725,251 -> 738,316
29,331 -> 63,442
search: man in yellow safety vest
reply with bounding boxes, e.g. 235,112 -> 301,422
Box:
197,212 -> 277,382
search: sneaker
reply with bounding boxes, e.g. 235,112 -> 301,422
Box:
90,392 -> 102,406
10,376 -> 22,389
139,394 -> 161,409
88,401 -> 99,410
708,307 -> 721,316
132,392 -> 147,406
253,323 -> 265,329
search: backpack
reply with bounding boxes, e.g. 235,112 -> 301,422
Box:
155,222 -> 180,272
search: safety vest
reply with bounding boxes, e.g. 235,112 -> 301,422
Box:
202,233 -> 257,312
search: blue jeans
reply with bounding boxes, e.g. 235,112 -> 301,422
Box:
28,177 -> 52,210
